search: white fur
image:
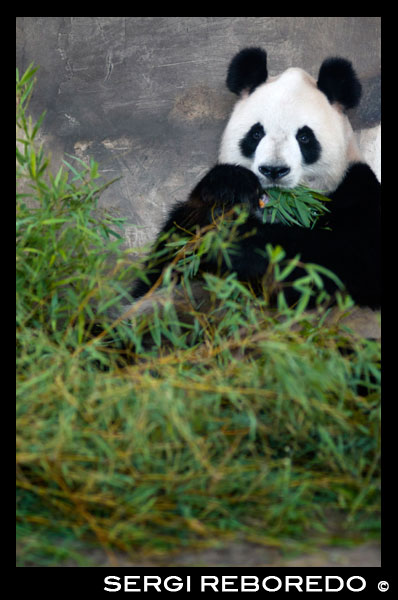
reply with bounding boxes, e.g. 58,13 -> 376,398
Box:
219,68 -> 360,194
356,124 -> 381,182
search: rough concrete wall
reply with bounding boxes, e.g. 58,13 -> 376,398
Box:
16,17 -> 380,248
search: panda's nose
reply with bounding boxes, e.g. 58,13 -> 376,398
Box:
258,165 -> 291,181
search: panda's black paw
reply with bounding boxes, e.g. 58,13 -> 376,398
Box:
190,164 -> 264,213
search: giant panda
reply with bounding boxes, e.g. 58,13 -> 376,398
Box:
132,47 -> 380,311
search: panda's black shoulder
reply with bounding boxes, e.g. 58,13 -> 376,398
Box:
325,162 -> 380,231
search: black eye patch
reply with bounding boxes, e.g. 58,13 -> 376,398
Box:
296,126 -> 321,164
239,122 -> 265,158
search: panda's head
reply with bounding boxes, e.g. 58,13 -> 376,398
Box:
219,48 -> 363,193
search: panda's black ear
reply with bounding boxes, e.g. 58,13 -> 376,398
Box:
226,47 -> 268,95
317,57 -> 362,110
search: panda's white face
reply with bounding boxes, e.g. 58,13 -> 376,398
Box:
219,67 -> 360,193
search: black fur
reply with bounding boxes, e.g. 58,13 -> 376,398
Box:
131,165 -> 263,299
239,123 -> 266,158
226,47 -> 268,95
295,126 -> 322,164
317,57 -> 362,110
132,163 -> 380,309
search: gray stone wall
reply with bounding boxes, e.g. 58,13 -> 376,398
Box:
16,17 -> 380,248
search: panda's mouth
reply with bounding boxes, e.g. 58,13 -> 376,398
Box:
255,192 -> 282,223
256,189 -> 287,224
